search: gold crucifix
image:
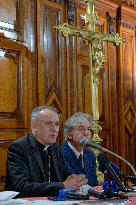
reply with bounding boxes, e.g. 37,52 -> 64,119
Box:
55,0 -> 123,153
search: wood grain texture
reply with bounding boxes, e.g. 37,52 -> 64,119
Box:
0,0 -> 136,190
118,25 -> 136,172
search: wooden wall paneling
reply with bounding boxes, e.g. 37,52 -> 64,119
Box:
0,36 -> 28,190
96,16 -> 109,126
117,5 -> 136,173
0,129 -> 28,191
37,0 -> 44,106
94,1 -> 127,163
121,0 -> 135,7
63,34 -> 78,117
76,59 -> 85,111
107,43 -> 119,155
76,3 -> 86,57
24,0 -> 37,124
114,0 -> 136,9
65,35 -> 78,116
118,25 -> 136,173
96,0 -> 118,18
0,37 -> 28,128
0,0 -> 25,41
0,0 -> 35,190
0,141 -> 10,191
37,0 -> 66,143
118,18 -> 135,171
100,2 -> 120,157
76,4 -> 91,111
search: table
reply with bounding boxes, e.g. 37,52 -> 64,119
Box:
21,196 -> 136,205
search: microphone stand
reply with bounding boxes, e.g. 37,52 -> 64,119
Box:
80,138 -> 136,180
100,147 -> 136,177
102,187 -> 128,199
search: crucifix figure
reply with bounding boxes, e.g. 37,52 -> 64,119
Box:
55,0 -> 123,156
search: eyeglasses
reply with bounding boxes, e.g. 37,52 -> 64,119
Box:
76,126 -> 92,132
37,121 -> 60,127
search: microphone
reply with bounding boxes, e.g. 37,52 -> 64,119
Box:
102,187 -> 128,199
88,188 -> 106,199
111,163 -> 136,185
80,184 -> 106,199
80,137 -> 136,177
80,137 -> 103,151
97,153 -> 127,192
109,163 -> 136,185
102,179 -> 119,192
88,186 -> 128,199
99,161 -> 136,185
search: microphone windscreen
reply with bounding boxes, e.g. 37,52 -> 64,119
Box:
102,180 -> 118,191
80,138 -> 89,145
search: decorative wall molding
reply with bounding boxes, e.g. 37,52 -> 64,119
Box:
67,0 -> 76,24
48,0 -> 64,4
125,100 -> 136,135
118,20 -> 136,30
0,37 -> 28,128
122,0 -> 134,7
117,5 -> 136,29
106,12 -> 116,33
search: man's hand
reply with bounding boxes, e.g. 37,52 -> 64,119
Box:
63,174 -> 88,191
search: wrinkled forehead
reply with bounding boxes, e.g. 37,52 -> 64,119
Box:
73,118 -> 90,128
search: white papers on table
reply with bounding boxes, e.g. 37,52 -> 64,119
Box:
0,199 -> 28,205
23,200 -> 79,205
0,191 -> 19,201
0,191 -> 27,205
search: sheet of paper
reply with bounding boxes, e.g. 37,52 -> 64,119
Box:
23,200 -> 79,205
0,191 -> 19,201
24,199 -> 128,205
0,199 -> 28,205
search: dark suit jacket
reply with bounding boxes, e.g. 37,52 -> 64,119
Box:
61,142 -> 98,187
4,134 -> 69,197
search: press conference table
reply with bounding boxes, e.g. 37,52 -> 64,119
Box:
22,196 -> 136,205
21,186 -> 136,205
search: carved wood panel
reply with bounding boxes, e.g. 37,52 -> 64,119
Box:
37,0 -> 66,143
0,130 -> 28,190
118,26 -> 136,172
0,36 -> 28,190
0,37 -> 28,128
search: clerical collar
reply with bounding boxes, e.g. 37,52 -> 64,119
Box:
43,145 -> 50,151
36,140 -> 50,150
67,142 -> 83,158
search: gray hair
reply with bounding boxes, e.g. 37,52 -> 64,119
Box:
64,112 -> 93,137
31,105 -> 60,123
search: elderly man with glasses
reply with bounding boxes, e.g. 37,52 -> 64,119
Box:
61,112 -> 98,187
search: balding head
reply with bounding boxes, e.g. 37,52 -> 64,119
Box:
31,105 -> 60,145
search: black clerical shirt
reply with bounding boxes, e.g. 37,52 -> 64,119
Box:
37,141 -> 57,182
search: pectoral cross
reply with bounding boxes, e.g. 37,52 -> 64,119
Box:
55,0 -> 123,145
